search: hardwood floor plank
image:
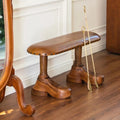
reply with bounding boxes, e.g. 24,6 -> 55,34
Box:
0,50 -> 120,120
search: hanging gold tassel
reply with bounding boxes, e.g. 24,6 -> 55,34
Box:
82,26 -> 92,91
82,3 -> 99,90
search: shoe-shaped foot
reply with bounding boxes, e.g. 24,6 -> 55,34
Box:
67,66 -> 104,86
32,77 -> 71,99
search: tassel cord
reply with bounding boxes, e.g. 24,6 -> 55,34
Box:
82,1 -> 99,89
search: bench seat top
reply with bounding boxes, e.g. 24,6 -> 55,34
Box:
27,31 -> 101,56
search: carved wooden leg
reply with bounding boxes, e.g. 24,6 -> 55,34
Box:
7,75 -> 35,116
0,87 -> 6,103
32,56 -> 71,99
67,46 -> 104,85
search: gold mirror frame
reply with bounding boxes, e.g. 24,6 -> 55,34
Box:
0,0 -> 34,116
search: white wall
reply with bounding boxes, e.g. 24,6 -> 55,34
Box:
5,0 -> 106,95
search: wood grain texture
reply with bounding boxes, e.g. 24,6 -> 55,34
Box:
106,0 -> 120,54
27,30 -> 101,99
67,46 -> 104,85
27,31 -> 100,56
0,50 -> 120,120
0,0 -> 14,91
7,70 -> 35,116
32,56 -> 71,99
0,0 -> 35,116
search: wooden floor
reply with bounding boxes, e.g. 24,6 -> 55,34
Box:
0,50 -> 120,120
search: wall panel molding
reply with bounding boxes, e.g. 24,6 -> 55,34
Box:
14,7 -> 61,19
13,0 -> 64,10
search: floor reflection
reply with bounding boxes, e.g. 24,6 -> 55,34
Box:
0,109 -> 14,116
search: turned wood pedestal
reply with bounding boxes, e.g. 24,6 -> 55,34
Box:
32,56 -> 71,99
27,31 -> 104,99
67,46 -> 104,85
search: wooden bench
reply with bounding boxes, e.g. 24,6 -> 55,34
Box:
27,31 -> 104,99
